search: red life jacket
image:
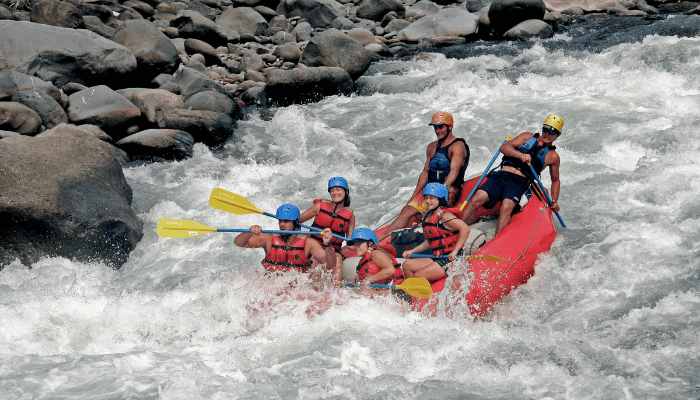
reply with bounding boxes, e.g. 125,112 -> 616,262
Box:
311,199 -> 353,249
261,235 -> 312,272
356,247 -> 402,284
421,207 -> 460,256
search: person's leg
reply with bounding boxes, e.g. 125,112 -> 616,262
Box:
410,261 -> 447,283
402,258 -> 434,277
496,199 -> 517,233
462,189 -> 490,225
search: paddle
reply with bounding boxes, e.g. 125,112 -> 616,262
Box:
209,188 -> 349,241
346,277 -> 433,299
406,252 -> 503,262
528,164 -> 566,228
459,140 -> 506,211
156,218 -> 328,239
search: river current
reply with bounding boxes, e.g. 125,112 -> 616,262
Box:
1,32 -> 698,399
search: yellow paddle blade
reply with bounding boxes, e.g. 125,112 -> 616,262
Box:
156,218 -> 217,238
209,187 -> 264,215
395,277 -> 433,299
466,254 -> 505,263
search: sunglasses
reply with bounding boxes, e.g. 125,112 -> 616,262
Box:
542,126 -> 560,136
431,124 -> 448,130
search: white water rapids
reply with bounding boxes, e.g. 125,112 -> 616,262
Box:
1,35 -> 699,399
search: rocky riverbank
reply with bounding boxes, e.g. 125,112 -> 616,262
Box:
0,0 -> 698,269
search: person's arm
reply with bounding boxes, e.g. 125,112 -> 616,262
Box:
402,240 -> 431,258
308,229 -> 337,267
408,143 -> 435,199
234,225 -> 268,248
347,213 -> 356,237
500,132 -> 532,162
365,250 -> 396,283
547,151 -> 561,211
442,212 -> 470,261
299,200 -> 320,223
444,141 -> 468,200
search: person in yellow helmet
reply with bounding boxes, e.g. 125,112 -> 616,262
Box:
461,114 -> 564,233
379,111 -> 470,240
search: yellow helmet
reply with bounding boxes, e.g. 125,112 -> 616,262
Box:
429,111 -> 454,128
543,114 -> 564,134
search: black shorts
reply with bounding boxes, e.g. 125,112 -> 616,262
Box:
435,249 -> 464,270
480,170 -> 530,209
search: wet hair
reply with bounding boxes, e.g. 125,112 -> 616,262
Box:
343,192 -> 351,207
439,197 -> 448,207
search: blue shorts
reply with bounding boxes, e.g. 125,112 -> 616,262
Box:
480,170 -> 530,208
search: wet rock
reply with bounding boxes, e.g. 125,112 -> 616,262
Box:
0,130 -> 19,139
301,29 -> 372,79
242,50 -> 266,71
241,84 -> 267,105
0,5 -> 13,20
293,21 -> 314,41
405,0 -> 440,20
332,16 -> 356,29
217,6 -> 269,36
356,0 -> 405,21
347,28 -> 379,45
118,88 -> 184,124
170,10 -> 239,46
12,90 -> 68,129
268,15 -> 289,33
272,31 -> 297,44
116,129 -> 194,161
124,0 -> 155,17
246,69 -> 267,82
503,18 -> 553,39
184,90 -> 236,114
188,0 -> 219,20
256,6 -> 279,19
277,0 -> 345,28
0,102 -> 42,135
30,0 -> 82,28
465,0 -> 482,12
489,0 -> 545,35
273,43 -> 302,62
399,7 -> 479,42
185,38 -> 221,65
156,108 -> 233,145
62,82 -> 90,96
0,71 -> 62,104
118,6 -> 146,21
385,18 -> 410,32
0,125 -> 143,269
0,21 -> 137,87
114,20 -> 180,81
67,85 -> 141,136
173,66 -> 227,98
82,15 -> 117,38
265,66 -> 353,105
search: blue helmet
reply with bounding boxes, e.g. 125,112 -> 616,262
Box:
327,176 -> 349,192
423,182 -> 448,201
275,203 -> 300,221
349,227 -> 378,245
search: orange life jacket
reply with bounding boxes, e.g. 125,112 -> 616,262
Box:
421,207 -> 460,256
311,199 -> 353,249
261,235 -> 312,272
356,247 -> 402,284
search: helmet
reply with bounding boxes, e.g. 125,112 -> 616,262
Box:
275,203 -> 300,221
428,111 -> 454,128
422,182 -> 449,201
327,176 -> 349,192
543,114 -> 564,134
349,227 -> 378,245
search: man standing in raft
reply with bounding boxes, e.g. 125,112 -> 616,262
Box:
380,111 -> 469,239
234,203 -> 337,274
461,114 -> 564,233
402,183 -> 470,283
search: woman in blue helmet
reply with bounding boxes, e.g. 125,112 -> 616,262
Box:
234,203 -> 336,274
401,183 -> 470,283
347,227 -> 401,285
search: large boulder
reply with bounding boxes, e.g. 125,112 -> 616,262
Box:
0,102 -> 43,135
216,7 -> 269,36
12,90 -> 68,129
0,21 -> 137,87
488,0 -> 545,36
116,129 -> 194,161
113,20 -> 180,80
156,109 -> 233,146
68,85 -> 142,137
399,7 -> 479,42
184,90 -> 236,114
300,29 -> 372,79
356,0 -> 404,21
503,18 -> 553,39
0,70 -> 62,104
170,10 -> 240,46
265,66 -> 353,105
0,125 -> 143,269
405,0 -> 440,20
172,66 -> 227,98
277,0 -> 345,28
118,88 -> 185,124
30,0 -> 83,28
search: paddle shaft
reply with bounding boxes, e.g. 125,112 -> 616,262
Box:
528,164 -> 566,228
218,228 -> 323,235
262,211 -> 349,241
460,141 -> 506,211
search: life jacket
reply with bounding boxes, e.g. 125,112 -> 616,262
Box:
421,207 -> 460,256
501,133 -> 556,177
428,138 -> 468,187
261,235 -> 311,273
311,199 -> 353,249
356,247 -> 402,284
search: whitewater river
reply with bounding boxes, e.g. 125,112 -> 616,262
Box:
1,31 -> 699,399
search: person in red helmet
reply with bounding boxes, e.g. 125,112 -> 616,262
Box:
380,111 -> 470,240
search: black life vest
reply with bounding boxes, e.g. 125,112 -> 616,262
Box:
501,134 -> 555,177
428,138 -> 469,187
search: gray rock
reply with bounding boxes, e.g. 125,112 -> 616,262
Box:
185,38 -> 221,65
272,30 -> 297,44
30,0 -> 82,28
332,16 -> 356,29
114,19 -> 180,80
117,129 -> 194,161
241,84 -> 267,105
405,0 -> 440,19
503,18 -> 553,39
265,66 -> 353,105
173,66 -> 227,98
0,125 -> 142,268
300,29 -> 372,79
399,7 -> 479,42
0,5 -> 13,20
170,10 -> 239,46
246,69 -> 267,82
67,85 -> 142,136
0,130 -> 20,139
12,90 -> 68,129
216,7 -> 269,36
356,0 -> 404,21
268,15 -> 288,33
62,82 -> 90,96
0,102 -> 43,135
184,90 -> 235,114
0,21 -> 137,87
385,18 -> 410,32
347,28 -> 378,45
82,15 -> 117,39
293,21 -> 314,41
256,6 -> 279,19
118,7 -> 146,21
125,0 -> 156,17
118,88 -> 184,124
242,50 -> 265,71
277,0 -> 345,28
187,0 -> 219,20
156,108 -> 233,145
0,70 -> 62,104
465,0 -> 482,12
488,0 -> 545,36
273,43 -> 302,62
